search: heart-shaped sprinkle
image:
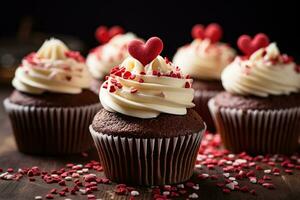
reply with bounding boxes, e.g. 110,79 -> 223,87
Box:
128,37 -> 164,66
191,24 -> 205,40
237,33 -> 270,56
191,23 -> 223,43
95,26 -> 124,44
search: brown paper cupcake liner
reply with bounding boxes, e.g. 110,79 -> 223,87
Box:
194,90 -> 220,133
208,99 -> 300,155
90,126 -> 205,186
3,99 -> 101,155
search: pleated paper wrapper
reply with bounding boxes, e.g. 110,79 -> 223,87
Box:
4,99 -> 101,155
208,99 -> 300,155
90,126 -> 205,186
194,89 -> 220,132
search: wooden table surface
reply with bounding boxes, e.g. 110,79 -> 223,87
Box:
0,85 -> 299,200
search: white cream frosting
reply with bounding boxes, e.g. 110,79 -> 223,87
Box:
12,38 -> 92,94
87,33 -> 138,80
173,39 -> 235,80
100,56 -> 195,118
222,43 -> 300,97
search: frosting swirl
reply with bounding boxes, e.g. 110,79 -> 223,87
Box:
173,39 -> 235,80
87,33 -> 138,80
222,43 -> 300,97
100,56 -> 195,118
12,38 -> 92,94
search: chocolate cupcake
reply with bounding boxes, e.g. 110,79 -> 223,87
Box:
173,23 -> 235,132
209,33 -> 300,154
90,37 -> 206,185
4,38 -> 101,155
86,26 -> 140,93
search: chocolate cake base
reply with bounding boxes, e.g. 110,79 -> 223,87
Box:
4,90 -> 101,155
209,92 -> 300,155
192,79 -> 223,133
90,109 -> 206,185
9,89 -> 99,107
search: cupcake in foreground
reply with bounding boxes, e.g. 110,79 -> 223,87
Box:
90,37 -> 206,185
4,38 -> 101,155
86,25 -> 140,93
173,23 -> 235,132
209,33 -> 300,154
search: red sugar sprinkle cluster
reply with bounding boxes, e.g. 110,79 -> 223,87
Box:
24,52 -> 38,65
65,51 -> 85,63
1,134 -> 299,200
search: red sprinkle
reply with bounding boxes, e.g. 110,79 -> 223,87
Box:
185,82 -> 191,88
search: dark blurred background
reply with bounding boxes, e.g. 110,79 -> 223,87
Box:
0,0 -> 299,82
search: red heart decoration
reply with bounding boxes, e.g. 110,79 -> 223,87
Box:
237,33 -> 270,56
95,26 -> 125,44
204,23 -> 223,43
191,24 -> 205,40
128,37 -> 164,66
191,23 -> 223,43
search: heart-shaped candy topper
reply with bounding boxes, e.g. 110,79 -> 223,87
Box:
128,37 -> 164,66
237,33 -> 270,56
191,23 -> 223,43
95,25 -> 125,44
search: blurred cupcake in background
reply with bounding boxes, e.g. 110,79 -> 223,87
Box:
4,38 -> 101,155
86,26 -> 140,93
209,33 -> 300,154
173,23 -> 235,132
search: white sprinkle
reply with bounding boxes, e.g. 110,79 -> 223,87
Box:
51,174 -> 59,178
130,190 -> 140,196
79,189 -> 87,194
65,198 -> 72,200
197,155 -> 206,161
233,181 -> 239,185
177,184 -> 184,189
193,184 -> 199,190
65,176 -> 72,181
0,172 -> 8,178
226,182 -> 235,190
195,164 -> 202,169
18,168 -> 24,173
208,154 -> 214,158
249,177 -> 257,184
4,174 -> 14,180
228,154 -> 235,158
202,173 -> 209,178
76,164 -> 83,168
77,170 -> 83,174
82,168 -> 89,173
238,171 -> 244,175
273,172 -> 280,176
87,194 -> 95,198
229,177 -> 236,181
226,160 -> 233,165
264,169 -> 271,174
223,173 -> 230,178
34,196 -> 43,199
162,191 -> 170,196
188,193 -> 199,199
291,155 -> 297,160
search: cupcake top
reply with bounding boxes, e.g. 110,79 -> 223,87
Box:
100,37 -> 195,119
12,38 -> 92,95
173,23 -> 235,80
87,26 -> 140,80
222,33 -> 300,97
